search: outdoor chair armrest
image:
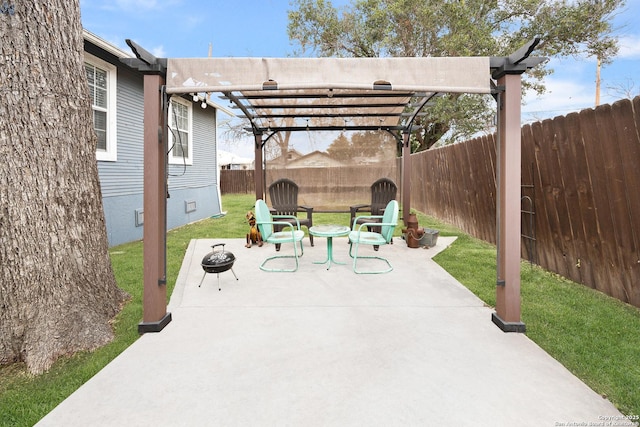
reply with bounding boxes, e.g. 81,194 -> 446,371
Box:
351,203 -> 370,209
352,214 -> 384,230
261,219 -> 303,241
350,204 -> 372,226
350,204 -> 371,214
298,205 -> 314,220
271,215 -> 302,229
355,220 -> 395,232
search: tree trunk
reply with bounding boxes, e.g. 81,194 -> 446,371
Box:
0,1 -> 128,374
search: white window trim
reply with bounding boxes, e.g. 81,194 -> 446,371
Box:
168,96 -> 193,165
84,52 -> 117,162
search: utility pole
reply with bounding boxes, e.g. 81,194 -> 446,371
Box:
595,56 -> 601,106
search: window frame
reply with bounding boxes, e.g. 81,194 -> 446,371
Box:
84,52 -> 118,162
168,96 -> 194,165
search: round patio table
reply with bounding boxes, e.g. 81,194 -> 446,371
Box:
309,225 -> 351,270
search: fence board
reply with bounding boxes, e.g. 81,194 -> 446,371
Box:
581,107 -> 617,298
596,104 -> 635,303
479,134 -> 497,243
554,114 -> 585,285
534,119 -> 568,276
611,99 -> 640,305
563,112 -> 597,289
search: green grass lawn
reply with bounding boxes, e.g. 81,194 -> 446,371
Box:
1,193 -> 639,425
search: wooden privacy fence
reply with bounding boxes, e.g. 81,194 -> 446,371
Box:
410,96 -> 640,308
265,165 -> 400,211
221,165 -> 401,212
220,169 -> 255,195
410,135 -> 498,245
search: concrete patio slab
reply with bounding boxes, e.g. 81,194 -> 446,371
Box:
36,236 -> 624,427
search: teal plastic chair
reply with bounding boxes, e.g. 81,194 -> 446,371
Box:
348,200 -> 399,274
255,199 -> 305,272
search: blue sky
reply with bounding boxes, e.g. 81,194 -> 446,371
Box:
80,0 -> 640,156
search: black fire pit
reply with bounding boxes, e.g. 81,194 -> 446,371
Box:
199,243 -> 238,290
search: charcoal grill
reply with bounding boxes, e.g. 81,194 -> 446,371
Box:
199,243 -> 238,290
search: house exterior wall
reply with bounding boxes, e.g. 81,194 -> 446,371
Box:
166,104 -> 220,232
86,39 -> 221,247
96,64 -> 144,246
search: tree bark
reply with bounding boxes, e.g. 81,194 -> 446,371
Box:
0,1 -> 128,374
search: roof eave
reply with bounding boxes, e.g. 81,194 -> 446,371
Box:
83,29 -> 132,59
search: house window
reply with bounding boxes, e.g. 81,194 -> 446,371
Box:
168,97 -> 193,165
84,53 -> 117,162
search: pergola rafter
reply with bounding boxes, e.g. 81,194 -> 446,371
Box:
123,38 -> 545,335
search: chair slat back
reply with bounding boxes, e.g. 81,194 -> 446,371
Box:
370,178 -> 397,216
269,178 -> 299,216
380,200 -> 399,243
255,199 -> 273,240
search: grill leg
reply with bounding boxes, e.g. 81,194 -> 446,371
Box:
198,272 -> 207,287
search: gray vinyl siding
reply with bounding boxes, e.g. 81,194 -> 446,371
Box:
166,102 -> 220,231
167,104 -> 218,190
93,50 -> 221,247
98,66 -> 144,198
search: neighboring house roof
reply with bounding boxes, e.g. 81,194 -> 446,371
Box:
268,149 -> 304,167
286,151 -> 345,168
218,150 -> 253,168
351,155 -> 386,165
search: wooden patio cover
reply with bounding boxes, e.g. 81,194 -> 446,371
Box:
165,56 -> 490,130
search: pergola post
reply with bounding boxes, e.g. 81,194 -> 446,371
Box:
254,132 -> 264,201
138,74 -> 171,333
402,130 -> 411,224
492,73 -> 525,333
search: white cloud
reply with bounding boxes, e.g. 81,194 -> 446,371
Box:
522,76 -> 596,122
115,0 -> 157,10
183,14 -> 205,29
617,35 -> 640,60
152,45 -> 166,58
112,0 -> 181,11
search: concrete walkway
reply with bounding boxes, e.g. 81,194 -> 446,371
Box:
37,237 -> 623,426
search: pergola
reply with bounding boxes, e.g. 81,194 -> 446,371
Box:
124,40 -> 544,335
